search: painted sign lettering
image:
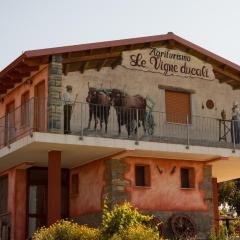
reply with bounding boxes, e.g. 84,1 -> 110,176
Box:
122,47 -> 215,80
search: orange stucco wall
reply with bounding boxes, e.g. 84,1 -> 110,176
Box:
0,66 -> 48,117
124,157 -> 209,212
14,169 -> 27,240
7,169 -> 16,238
69,159 -> 105,217
0,67 -> 48,146
1,167 -> 27,240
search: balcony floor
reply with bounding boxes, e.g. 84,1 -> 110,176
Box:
0,132 -> 240,182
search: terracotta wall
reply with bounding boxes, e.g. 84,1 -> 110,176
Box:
0,67 -> 48,146
124,157 -> 209,212
7,169 -> 15,235
14,169 -> 27,240
0,167 -> 27,240
69,159 -> 105,217
0,66 -> 48,117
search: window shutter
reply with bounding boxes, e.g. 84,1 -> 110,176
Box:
165,90 -> 191,124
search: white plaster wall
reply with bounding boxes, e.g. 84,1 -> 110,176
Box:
62,59 -> 240,142
63,66 -> 240,118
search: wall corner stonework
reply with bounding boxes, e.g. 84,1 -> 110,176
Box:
48,55 -> 63,133
103,158 -> 130,208
197,164 -> 215,238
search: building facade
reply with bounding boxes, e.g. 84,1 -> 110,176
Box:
0,32 -> 240,239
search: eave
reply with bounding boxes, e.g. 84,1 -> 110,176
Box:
0,32 -> 239,94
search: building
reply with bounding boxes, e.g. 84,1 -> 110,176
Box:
0,32 -> 240,239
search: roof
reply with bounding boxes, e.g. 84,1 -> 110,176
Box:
0,32 -> 240,94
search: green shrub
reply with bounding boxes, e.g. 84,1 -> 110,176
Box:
101,201 -> 156,239
32,220 -> 100,240
110,223 -> 160,240
209,225 -> 237,240
32,202 -> 163,240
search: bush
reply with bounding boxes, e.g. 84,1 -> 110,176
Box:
32,220 -> 100,240
110,223 -> 160,240
101,201 -> 156,239
209,225 -> 238,240
32,202 -> 162,240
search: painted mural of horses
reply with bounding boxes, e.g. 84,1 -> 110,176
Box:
86,87 -> 111,133
110,89 -> 147,136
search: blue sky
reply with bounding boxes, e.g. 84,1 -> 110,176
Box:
0,0 -> 239,70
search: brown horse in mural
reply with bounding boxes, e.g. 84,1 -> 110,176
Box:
86,87 -> 111,133
110,89 -> 147,136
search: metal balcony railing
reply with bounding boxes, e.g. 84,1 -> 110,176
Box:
0,98 -> 239,152
0,99 -> 35,149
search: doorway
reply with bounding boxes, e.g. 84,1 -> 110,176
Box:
34,81 -> 46,132
5,101 -> 15,145
27,168 -> 69,238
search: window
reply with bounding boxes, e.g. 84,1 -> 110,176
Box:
165,90 -> 191,124
21,91 -> 30,126
71,173 -> 79,195
135,165 -> 150,187
180,168 -> 195,188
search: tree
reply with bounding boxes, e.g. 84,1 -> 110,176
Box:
218,179 -> 240,215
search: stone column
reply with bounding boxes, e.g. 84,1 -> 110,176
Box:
48,150 -> 61,226
48,55 -> 63,133
195,165 -> 215,239
103,158 -> 129,208
212,177 -> 220,233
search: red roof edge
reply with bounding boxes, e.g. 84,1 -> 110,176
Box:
0,53 -> 26,78
0,32 -> 239,79
24,33 -> 171,58
171,34 -> 240,71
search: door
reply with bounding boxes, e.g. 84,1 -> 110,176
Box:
21,91 -> 30,127
27,169 -> 47,238
34,81 -> 45,131
5,102 -> 15,145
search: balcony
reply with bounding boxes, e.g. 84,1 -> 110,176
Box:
0,98 -> 238,152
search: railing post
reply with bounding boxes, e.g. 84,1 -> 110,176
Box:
29,99 -> 33,137
186,115 -> 190,149
158,112 -> 161,138
135,109 -> 139,145
79,102 -> 83,140
232,119 -> 236,153
95,104 -> 97,133
218,119 -> 221,142
6,113 -> 10,148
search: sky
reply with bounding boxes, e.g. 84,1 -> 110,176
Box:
0,0 -> 239,70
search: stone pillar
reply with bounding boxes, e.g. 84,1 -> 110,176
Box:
195,165 -> 215,239
48,151 -> 61,226
103,158 -> 129,208
212,177 -> 220,233
48,55 -> 63,133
